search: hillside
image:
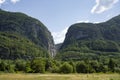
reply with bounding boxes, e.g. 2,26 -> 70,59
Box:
0,9 -> 55,59
57,15 -> 120,61
0,32 -> 49,59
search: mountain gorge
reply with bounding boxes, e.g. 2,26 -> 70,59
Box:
0,9 -> 55,59
0,9 -> 120,73
57,15 -> 120,62
0,9 -> 120,62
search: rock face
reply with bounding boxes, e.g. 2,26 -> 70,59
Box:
61,14 -> 120,50
60,23 -> 101,49
57,14 -> 120,60
0,9 -> 55,58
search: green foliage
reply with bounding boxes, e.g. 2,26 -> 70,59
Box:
25,62 -> 32,73
57,15 -> 120,71
45,59 -> 58,72
0,32 -> 49,59
87,40 -> 120,52
0,60 -> 15,72
0,9 -> 54,58
50,60 -> 61,73
99,64 -> 108,73
0,10 -> 120,74
51,65 -> 60,73
108,58 -> 116,72
89,61 -> 100,72
0,60 -> 8,71
15,59 -> 27,71
60,62 -> 73,73
31,58 -> 45,73
76,61 -> 88,73
69,61 -> 76,73
0,58 -> 119,73
0,9 -> 51,48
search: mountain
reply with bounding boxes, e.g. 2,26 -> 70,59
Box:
0,9 -> 55,59
57,15 -> 120,61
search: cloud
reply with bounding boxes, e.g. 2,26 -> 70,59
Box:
10,0 -> 20,4
0,0 -> 5,5
52,27 -> 68,44
76,20 -> 89,23
91,0 -> 119,14
76,20 -> 101,24
0,0 -> 20,6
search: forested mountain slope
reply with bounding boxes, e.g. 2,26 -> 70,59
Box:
57,15 -> 120,61
0,9 -> 55,59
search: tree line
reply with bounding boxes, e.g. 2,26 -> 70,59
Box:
0,58 -> 120,74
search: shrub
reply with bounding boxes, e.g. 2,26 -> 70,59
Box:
31,58 -> 45,73
60,62 -> 73,73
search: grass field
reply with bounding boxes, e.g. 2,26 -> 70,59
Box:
0,73 -> 119,80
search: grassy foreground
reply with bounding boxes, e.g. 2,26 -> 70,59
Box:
0,73 -> 119,80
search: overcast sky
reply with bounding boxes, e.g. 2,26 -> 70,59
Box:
0,0 -> 120,44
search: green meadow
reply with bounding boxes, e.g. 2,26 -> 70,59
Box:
0,73 -> 119,80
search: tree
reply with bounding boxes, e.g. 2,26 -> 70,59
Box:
6,60 -> 15,73
76,61 -> 88,73
31,58 -> 45,73
60,62 -> 73,73
51,65 -> 60,73
15,59 -> 26,71
0,60 -> 15,72
25,61 -> 32,73
99,64 -> 108,73
69,61 -> 76,73
90,61 -> 100,72
0,60 -> 7,71
45,59 -> 54,72
108,58 -> 116,72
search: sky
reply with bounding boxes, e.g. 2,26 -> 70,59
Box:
0,0 -> 120,44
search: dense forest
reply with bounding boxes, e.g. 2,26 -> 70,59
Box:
0,58 -> 119,73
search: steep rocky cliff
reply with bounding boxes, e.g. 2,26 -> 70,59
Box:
0,9 -> 55,59
57,15 -> 120,61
